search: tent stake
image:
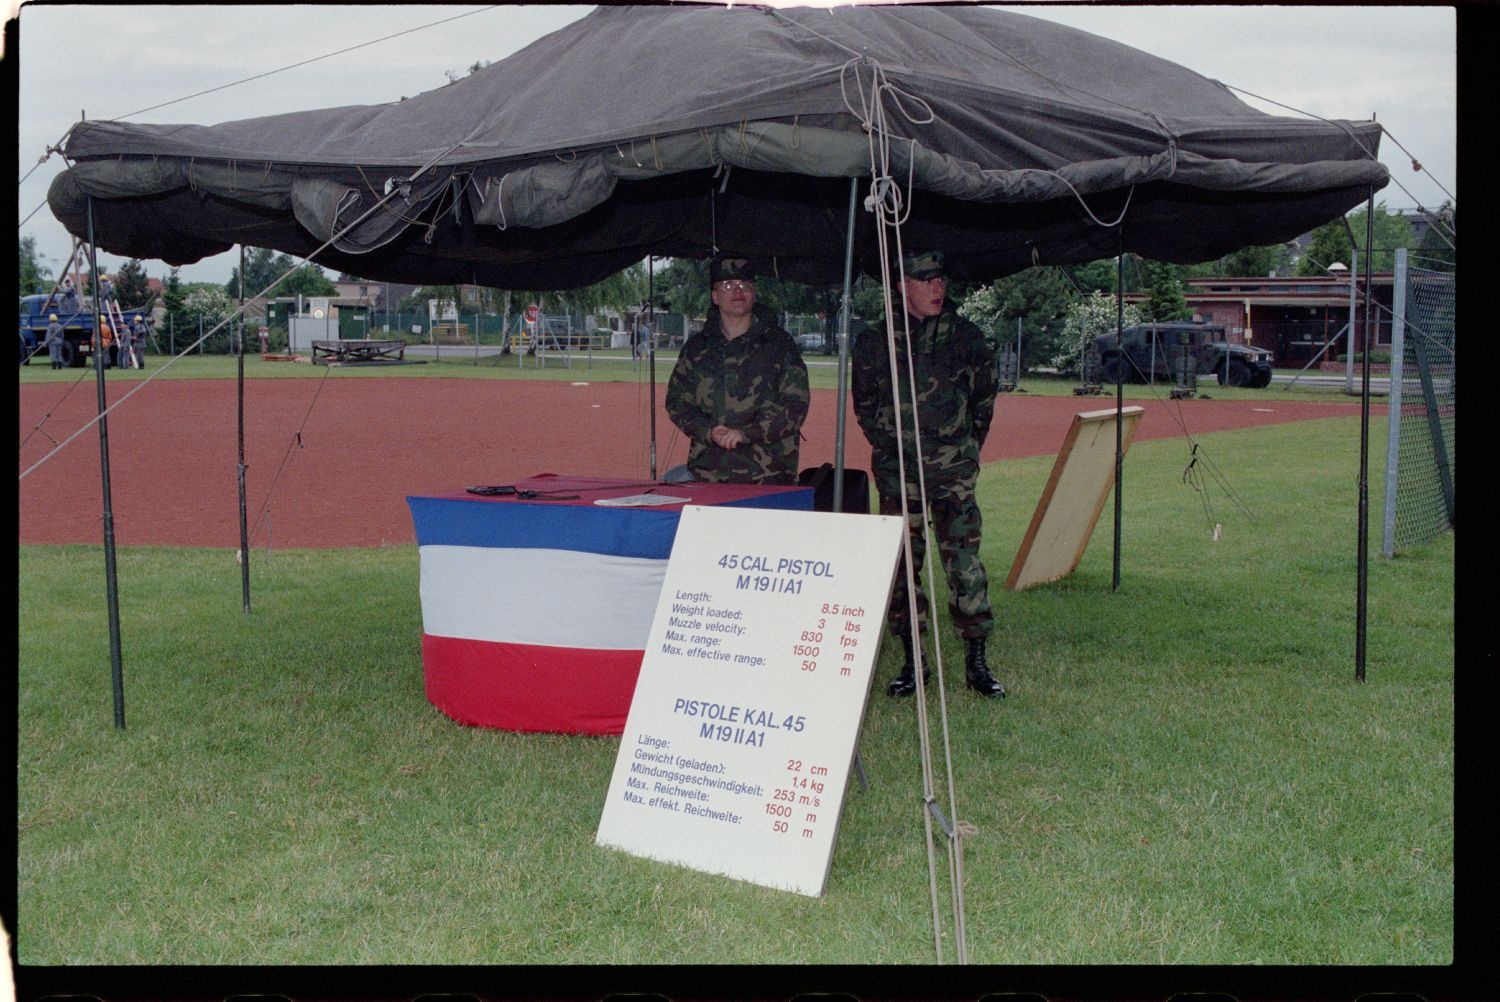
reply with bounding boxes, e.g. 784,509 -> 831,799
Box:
85,198 -> 127,729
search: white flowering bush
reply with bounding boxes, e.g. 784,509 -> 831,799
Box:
181,287 -> 240,353
1052,292 -> 1144,376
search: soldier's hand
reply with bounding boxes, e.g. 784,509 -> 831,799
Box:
711,424 -> 744,450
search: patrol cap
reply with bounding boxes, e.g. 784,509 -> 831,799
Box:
709,255 -> 756,285
901,249 -> 946,280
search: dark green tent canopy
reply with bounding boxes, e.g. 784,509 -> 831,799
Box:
49,4 -> 1388,288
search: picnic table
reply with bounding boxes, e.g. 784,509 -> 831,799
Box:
311,339 -> 407,365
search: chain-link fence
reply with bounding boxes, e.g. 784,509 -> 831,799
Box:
1382,248 -> 1455,556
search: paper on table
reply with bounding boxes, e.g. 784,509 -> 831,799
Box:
592,493 -> 691,507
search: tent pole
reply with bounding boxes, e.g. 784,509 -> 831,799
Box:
85,198 -> 127,729
237,245 -> 252,614
1112,238 -> 1125,592
1354,188 -> 1375,682
832,176 -> 858,510
648,255 -> 657,480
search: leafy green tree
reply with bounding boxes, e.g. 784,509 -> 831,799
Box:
958,267 -> 1074,370
1415,202 -> 1456,272
20,235 -> 52,296
1183,244 -> 1293,279
561,261 -> 649,318
653,257 -> 711,319
1140,259 -> 1190,321
114,259 -> 154,313
227,248 -> 337,301
159,268 -> 189,345
287,266 -> 338,298
750,275 -> 832,317
1297,219 -> 1356,276
1296,202 -> 1416,275
849,275 -> 891,325
1065,259 -> 1120,294
226,247 -> 278,300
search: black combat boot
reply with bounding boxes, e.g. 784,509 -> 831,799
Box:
964,637 -> 1006,698
886,631 -> 931,697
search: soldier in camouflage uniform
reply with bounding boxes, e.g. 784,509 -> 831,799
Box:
852,249 -> 1006,698
666,256 -> 810,485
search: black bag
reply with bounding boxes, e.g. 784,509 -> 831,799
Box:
798,463 -> 871,514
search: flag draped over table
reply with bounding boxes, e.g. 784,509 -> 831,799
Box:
407,476 -> 812,734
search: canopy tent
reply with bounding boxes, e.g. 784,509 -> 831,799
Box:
41,8 -> 1397,920
49,4 -> 1388,289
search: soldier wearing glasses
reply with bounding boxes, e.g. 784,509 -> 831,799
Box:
665,255 -> 810,485
852,249 -> 1006,699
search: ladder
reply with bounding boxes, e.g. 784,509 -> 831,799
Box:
102,298 -> 142,369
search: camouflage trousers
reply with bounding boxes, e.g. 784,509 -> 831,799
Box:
877,477 -> 993,640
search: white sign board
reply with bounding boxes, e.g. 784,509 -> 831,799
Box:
596,504 -> 904,896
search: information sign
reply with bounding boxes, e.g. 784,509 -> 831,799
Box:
596,504 -> 904,896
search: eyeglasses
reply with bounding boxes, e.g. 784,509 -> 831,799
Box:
713,280 -> 755,292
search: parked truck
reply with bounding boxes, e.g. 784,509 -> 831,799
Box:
1091,321 -> 1274,389
18,294 -> 138,367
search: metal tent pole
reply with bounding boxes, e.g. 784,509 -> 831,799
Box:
1345,249 -> 1358,393
1355,190 -> 1375,682
648,256 -> 658,480
832,176 -> 859,511
85,199 -> 126,728
1112,242 -> 1125,592
237,245 -> 251,613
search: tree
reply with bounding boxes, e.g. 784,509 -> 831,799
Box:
1183,243 -> 1293,279
228,249 -> 337,301
1139,259 -> 1190,321
849,275 -> 891,325
1415,202 -> 1456,273
960,262 -> 1121,371
1065,259 -> 1120,294
278,264 -> 338,299
1297,219 -> 1357,276
20,235 -> 52,296
563,261 -> 649,318
1295,202 -> 1416,275
958,267 -> 1075,370
114,259 -> 154,313
653,257 -> 712,320
1052,292 -> 1146,375
226,246 -> 278,300
160,268 -> 189,346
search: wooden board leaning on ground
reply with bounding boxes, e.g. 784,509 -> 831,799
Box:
1005,406 -> 1145,591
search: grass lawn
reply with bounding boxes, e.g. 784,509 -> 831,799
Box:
16,410 -> 1453,968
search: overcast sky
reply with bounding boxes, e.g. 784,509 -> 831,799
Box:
15,3 -> 1457,286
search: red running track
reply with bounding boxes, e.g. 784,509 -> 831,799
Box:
19,378 -> 1365,549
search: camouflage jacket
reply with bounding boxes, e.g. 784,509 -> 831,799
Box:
666,304 -> 810,485
852,304 -> 999,493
